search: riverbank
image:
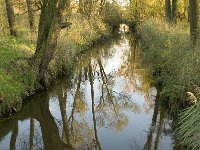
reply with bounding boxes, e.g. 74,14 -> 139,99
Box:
0,33 -> 176,150
0,16 -> 111,118
139,19 -> 200,149
139,19 -> 190,114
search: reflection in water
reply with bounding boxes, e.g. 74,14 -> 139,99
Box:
143,93 -> 168,150
0,34 -> 175,150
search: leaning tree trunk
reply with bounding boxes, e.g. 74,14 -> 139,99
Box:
5,0 -> 17,36
33,0 -> 70,87
26,0 -> 35,31
189,0 -> 200,45
165,0 -> 172,22
171,0 -> 177,23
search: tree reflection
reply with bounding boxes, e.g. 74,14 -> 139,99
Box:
57,85 -> 72,149
10,122 -> 18,150
89,59 -> 102,150
29,118 -> 34,150
118,33 -> 154,112
0,92 -> 68,150
143,94 -> 170,150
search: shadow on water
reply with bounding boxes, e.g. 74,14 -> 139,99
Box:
0,34 -> 178,150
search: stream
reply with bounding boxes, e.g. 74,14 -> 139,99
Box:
0,34 -> 177,150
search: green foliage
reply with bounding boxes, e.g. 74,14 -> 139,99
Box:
49,15 -> 109,77
0,37 -> 36,109
140,19 -> 200,149
123,0 -> 188,29
101,2 -> 123,30
176,103 -> 200,150
0,71 -> 22,104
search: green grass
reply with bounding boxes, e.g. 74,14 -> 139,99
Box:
0,38 -> 35,114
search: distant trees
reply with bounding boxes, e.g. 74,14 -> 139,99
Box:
165,0 -> 177,23
4,0 -> 35,35
101,2 -> 122,30
5,0 -> 17,36
78,0 -> 106,18
134,0 -> 199,45
171,0 -> 177,23
165,0 -> 171,22
26,0 -> 35,31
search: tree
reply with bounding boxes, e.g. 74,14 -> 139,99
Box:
33,0 -> 71,87
26,0 -> 35,31
5,0 -> 17,36
165,0 -> 171,22
165,0 -> 177,23
88,59 -> 102,150
189,0 -> 200,45
171,0 -> 177,23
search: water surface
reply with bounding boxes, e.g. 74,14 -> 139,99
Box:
0,34 -> 175,150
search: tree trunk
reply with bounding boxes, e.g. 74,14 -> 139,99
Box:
189,0 -> 200,45
26,0 -> 35,31
33,0 -> 70,87
88,61 -> 102,150
5,0 -> 17,36
171,0 -> 177,23
165,0 -> 171,22
10,124 -> 18,150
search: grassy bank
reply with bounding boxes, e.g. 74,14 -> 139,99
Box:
139,19 -> 200,149
140,19 -> 190,114
0,15 -> 111,117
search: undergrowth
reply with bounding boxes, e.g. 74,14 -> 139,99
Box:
139,19 -> 200,149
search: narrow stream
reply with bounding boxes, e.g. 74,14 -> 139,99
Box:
0,34 -> 176,150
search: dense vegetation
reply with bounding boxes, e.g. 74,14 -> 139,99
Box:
133,0 -> 200,149
1,0 -> 200,149
0,0 -> 123,115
